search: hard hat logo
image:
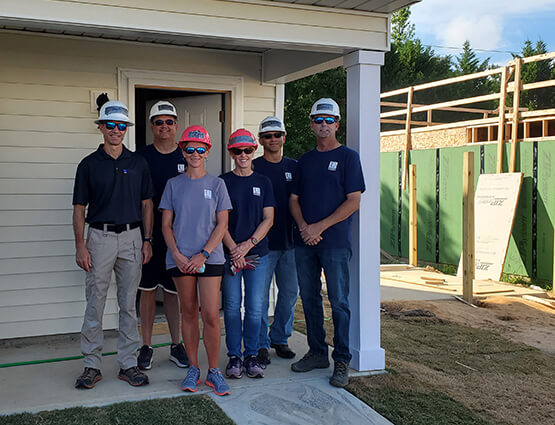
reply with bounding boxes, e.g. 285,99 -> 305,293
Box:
105,106 -> 128,116
261,120 -> 282,130
316,104 -> 334,112
158,104 -> 174,112
188,130 -> 205,139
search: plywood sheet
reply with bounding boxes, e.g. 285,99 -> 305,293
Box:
457,172 -> 523,281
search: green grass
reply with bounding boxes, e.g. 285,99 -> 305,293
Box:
1,395 -> 234,425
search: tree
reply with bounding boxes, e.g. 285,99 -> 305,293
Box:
516,40 -> 554,110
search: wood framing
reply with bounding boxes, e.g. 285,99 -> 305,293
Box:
509,58 -> 522,173
462,152 -> 475,303
496,66 -> 507,173
401,86 -> 414,190
409,164 -> 417,266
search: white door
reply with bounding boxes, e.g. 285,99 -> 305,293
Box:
145,93 -> 224,176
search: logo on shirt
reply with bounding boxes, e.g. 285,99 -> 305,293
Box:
328,161 -> 338,171
177,164 -> 185,173
285,172 -> 293,182
253,187 -> 261,196
204,189 -> 212,199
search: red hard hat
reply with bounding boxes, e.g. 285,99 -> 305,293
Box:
179,125 -> 211,148
227,128 -> 257,150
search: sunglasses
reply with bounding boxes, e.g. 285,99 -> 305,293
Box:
183,146 -> 207,155
312,117 -> 337,124
153,119 -> 176,126
230,147 -> 255,155
104,122 -> 127,131
261,132 -> 284,140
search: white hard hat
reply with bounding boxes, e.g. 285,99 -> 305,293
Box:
258,116 -> 286,134
149,100 -> 177,120
95,100 -> 134,126
309,98 -> 341,119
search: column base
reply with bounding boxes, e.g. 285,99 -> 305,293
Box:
349,346 -> 385,372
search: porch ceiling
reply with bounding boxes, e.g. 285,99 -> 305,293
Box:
267,0 -> 421,14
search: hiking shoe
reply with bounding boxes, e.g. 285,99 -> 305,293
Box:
291,351 -> 329,372
206,368 -> 231,396
137,345 -> 153,370
271,343 -> 296,359
181,365 -> 201,392
75,367 -> 102,389
330,361 -> 350,388
244,355 -> 264,378
225,356 -> 243,379
118,366 -> 149,386
257,348 -> 271,368
170,343 -> 190,368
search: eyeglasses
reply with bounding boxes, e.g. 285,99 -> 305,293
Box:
261,133 -> 284,140
153,119 -> 176,126
183,146 -> 207,155
104,122 -> 127,131
312,117 -> 337,125
230,147 -> 255,155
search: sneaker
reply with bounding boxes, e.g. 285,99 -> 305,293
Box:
225,356 -> 243,379
137,345 -> 153,370
257,348 -> 271,368
244,355 -> 264,378
206,368 -> 231,396
271,343 -> 296,359
291,351 -> 329,373
75,367 -> 102,389
170,343 -> 190,368
181,365 -> 201,392
118,366 -> 149,386
329,361 -> 350,388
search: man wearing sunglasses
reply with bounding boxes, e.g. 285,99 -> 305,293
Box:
136,100 -> 190,371
73,100 -> 154,389
290,98 -> 365,389
253,116 -> 299,366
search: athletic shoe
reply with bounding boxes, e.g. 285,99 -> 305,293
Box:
329,361 -> 350,388
118,366 -> 149,386
257,348 -> 271,368
291,351 -> 329,372
137,345 -> 153,370
225,356 -> 243,379
244,355 -> 264,378
271,343 -> 296,359
181,365 -> 201,392
170,343 -> 190,368
75,367 -> 102,389
206,368 -> 231,396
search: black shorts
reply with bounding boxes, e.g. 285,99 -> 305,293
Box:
168,264 -> 225,278
139,243 -> 177,293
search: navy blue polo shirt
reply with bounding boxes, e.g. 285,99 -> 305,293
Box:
292,145 -> 365,249
219,171 -> 276,257
73,144 -> 154,224
253,156 -> 297,251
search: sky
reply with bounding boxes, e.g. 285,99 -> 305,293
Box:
409,0 -> 555,67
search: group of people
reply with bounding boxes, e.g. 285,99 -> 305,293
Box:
72,96 -> 365,396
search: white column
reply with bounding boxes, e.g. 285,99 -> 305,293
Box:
344,50 -> 385,371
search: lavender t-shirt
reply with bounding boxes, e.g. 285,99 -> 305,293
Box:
159,173 -> 232,267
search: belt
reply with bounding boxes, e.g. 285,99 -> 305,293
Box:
90,222 -> 141,234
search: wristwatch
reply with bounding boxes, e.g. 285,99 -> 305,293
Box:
250,237 -> 258,246
201,249 -> 211,259
143,237 -> 154,245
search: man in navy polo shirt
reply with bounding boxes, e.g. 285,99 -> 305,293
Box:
290,98 -> 365,388
73,100 -> 153,389
254,116 -> 298,366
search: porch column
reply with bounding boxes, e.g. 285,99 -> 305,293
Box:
344,50 -> 385,371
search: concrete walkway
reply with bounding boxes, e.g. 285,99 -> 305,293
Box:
0,330 -> 392,424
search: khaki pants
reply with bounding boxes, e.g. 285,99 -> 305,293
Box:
81,227 -> 142,370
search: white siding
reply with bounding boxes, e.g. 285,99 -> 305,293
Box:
0,31 -> 276,339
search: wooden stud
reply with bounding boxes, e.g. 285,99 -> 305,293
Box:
401,86 -> 414,190
496,66 -> 507,173
542,119 -> 548,137
427,109 -> 433,126
462,152 -> 475,303
409,164 -> 418,266
488,125 -> 494,141
509,58 -> 522,173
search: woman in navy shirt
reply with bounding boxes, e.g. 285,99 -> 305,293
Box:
220,129 -> 275,379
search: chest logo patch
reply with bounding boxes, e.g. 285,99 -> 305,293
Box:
204,189 -> 212,200
285,172 -> 293,182
177,164 -> 185,173
253,187 -> 261,197
328,161 -> 338,171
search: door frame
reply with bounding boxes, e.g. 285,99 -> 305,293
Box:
118,68 -> 243,152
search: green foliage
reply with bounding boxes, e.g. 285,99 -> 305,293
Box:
516,40 -> 554,110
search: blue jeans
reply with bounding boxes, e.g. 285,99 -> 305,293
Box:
222,254 -> 268,358
258,249 -> 299,349
295,246 -> 352,363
